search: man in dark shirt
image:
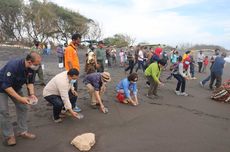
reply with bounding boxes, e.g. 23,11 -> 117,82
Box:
0,51 -> 41,146
209,52 -> 226,89
83,72 -> 111,113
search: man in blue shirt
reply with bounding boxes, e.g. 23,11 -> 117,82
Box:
83,72 -> 111,113
0,51 -> 41,146
209,52 -> 227,89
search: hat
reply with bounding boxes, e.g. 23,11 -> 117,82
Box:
101,72 -> 111,82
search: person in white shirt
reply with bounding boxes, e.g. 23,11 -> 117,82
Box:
43,69 -> 82,123
197,50 -> 205,73
135,47 -> 145,72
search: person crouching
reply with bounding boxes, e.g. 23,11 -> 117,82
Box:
43,69 -> 82,123
83,72 -> 111,113
145,59 -> 166,99
116,73 -> 139,106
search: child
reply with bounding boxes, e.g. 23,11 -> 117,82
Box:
116,73 -> 139,106
202,56 -> 209,73
119,49 -> 125,67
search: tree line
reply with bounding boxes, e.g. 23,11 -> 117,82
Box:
0,0 -> 102,45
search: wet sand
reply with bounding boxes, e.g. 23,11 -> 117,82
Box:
0,46 -> 230,152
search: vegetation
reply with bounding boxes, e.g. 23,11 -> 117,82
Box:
103,34 -> 135,48
0,0 -> 101,45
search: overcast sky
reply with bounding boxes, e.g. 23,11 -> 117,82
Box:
49,0 -> 230,49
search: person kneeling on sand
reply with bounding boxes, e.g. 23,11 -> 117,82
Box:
43,69 -> 83,123
145,59 -> 166,99
83,72 -> 111,113
116,73 -> 139,106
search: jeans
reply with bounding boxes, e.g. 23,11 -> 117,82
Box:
209,72 -> 222,89
173,74 -> 186,92
190,66 -> 195,78
136,60 -> 145,72
201,75 -> 211,85
198,62 -> 203,73
44,94 -> 77,120
0,90 -> 28,138
125,60 -> 134,74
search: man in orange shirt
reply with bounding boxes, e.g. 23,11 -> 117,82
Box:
64,33 -> 82,112
65,33 -> 81,71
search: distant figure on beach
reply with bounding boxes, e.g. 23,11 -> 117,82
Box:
96,41 -> 106,72
31,40 -> 45,86
197,50 -> 205,73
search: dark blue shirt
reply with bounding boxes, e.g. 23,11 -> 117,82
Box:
211,56 -> 225,76
83,73 -> 102,91
0,58 -> 35,93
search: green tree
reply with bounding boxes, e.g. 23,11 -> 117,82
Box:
104,34 -> 134,47
0,0 -> 24,41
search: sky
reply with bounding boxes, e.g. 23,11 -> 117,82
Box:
49,0 -> 230,49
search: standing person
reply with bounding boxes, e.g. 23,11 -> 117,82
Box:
189,55 -> 197,79
31,40 -> 45,86
167,50 -> 179,80
43,69 -> 83,123
125,47 -> 135,74
209,52 -> 227,89
64,33 -> 82,112
200,49 -> 220,87
173,56 -> 190,96
0,52 -> 41,146
85,51 -> 97,74
136,46 -> 145,72
47,41 -> 51,55
56,44 -> 64,68
197,50 -> 205,73
150,47 -> 163,63
96,41 -> 106,72
83,72 -> 111,113
202,56 -> 209,73
105,46 -> 112,67
116,73 -> 139,106
119,49 -> 125,67
145,59 -> 166,98
111,47 -> 117,65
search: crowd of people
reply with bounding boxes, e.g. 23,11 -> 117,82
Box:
0,33 -> 229,146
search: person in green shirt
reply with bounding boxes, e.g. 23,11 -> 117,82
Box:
96,41 -> 106,72
145,59 -> 166,98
